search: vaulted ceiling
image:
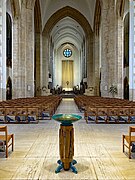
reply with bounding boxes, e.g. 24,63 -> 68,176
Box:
39,0 -> 96,50
40,0 -> 96,30
50,16 -> 85,50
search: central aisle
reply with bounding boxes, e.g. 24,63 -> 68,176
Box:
55,98 -> 81,114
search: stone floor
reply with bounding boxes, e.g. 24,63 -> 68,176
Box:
0,98 -> 135,179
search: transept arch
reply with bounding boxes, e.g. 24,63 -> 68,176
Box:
43,6 -> 92,36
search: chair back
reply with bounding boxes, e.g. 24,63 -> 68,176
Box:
129,126 -> 135,133
129,126 -> 135,142
0,126 -> 8,141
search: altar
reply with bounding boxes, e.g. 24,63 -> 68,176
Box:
62,87 -> 73,91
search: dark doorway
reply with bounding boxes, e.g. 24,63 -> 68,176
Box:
124,76 -> 129,100
6,77 -> 12,100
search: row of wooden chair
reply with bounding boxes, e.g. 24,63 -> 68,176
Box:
74,95 -> 135,111
0,95 -> 62,123
84,106 -> 135,123
0,107 -> 39,123
74,95 -> 135,124
0,95 -> 61,108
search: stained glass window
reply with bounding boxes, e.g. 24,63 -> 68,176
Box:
63,48 -> 72,58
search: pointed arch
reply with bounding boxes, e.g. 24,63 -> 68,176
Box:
43,6 -> 92,37
42,6 -> 94,94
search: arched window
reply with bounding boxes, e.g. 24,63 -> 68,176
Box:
124,12 -> 129,67
6,13 -> 12,68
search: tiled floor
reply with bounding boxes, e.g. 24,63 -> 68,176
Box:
0,98 -> 135,179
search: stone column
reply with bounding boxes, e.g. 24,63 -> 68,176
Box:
25,6 -> 34,97
49,39 -> 53,89
86,33 -> 94,88
35,33 -> 41,96
129,0 -> 135,101
19,3 -> 27,97
93,33 -> 100,96
100,0 -> 116,97
81,41 -> 85,80
13,1 -> 34,98
115,17 -> 124,99
12,18 -> 20,99
0,1 -> 6,100
41,34 -> 49,95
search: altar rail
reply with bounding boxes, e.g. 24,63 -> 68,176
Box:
0,95 -> 62,124
74,95 -> 135,124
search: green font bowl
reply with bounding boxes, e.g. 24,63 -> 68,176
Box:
52,114 -> 82,125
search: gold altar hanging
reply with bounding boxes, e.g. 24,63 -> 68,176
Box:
62,60 -> 73,90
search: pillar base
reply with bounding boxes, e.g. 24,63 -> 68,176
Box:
55,159 -> 77,174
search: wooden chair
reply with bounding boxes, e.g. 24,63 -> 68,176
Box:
129,107 -> 135,123
123,126 -> 135,159
0,126 -> 14,158
118,107 -> 130,123
0,107 -> 6,123
27,107 -> 39,123
84,106 -> 97,123
97,106 -> 108,123
5,107 -> 17,123
107,107 -> 119,123
15,107 -> 28,123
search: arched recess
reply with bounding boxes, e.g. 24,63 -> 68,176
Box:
124,12 -> 129,68
6,12 -> 12,100
124,76 -> 129,100
6,12 -> 12,68
42,6 -> 93,92
123,12 -> 129,99
43,6 -> 92,36
6,76 -> 12,100
34,0 -> 42,96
